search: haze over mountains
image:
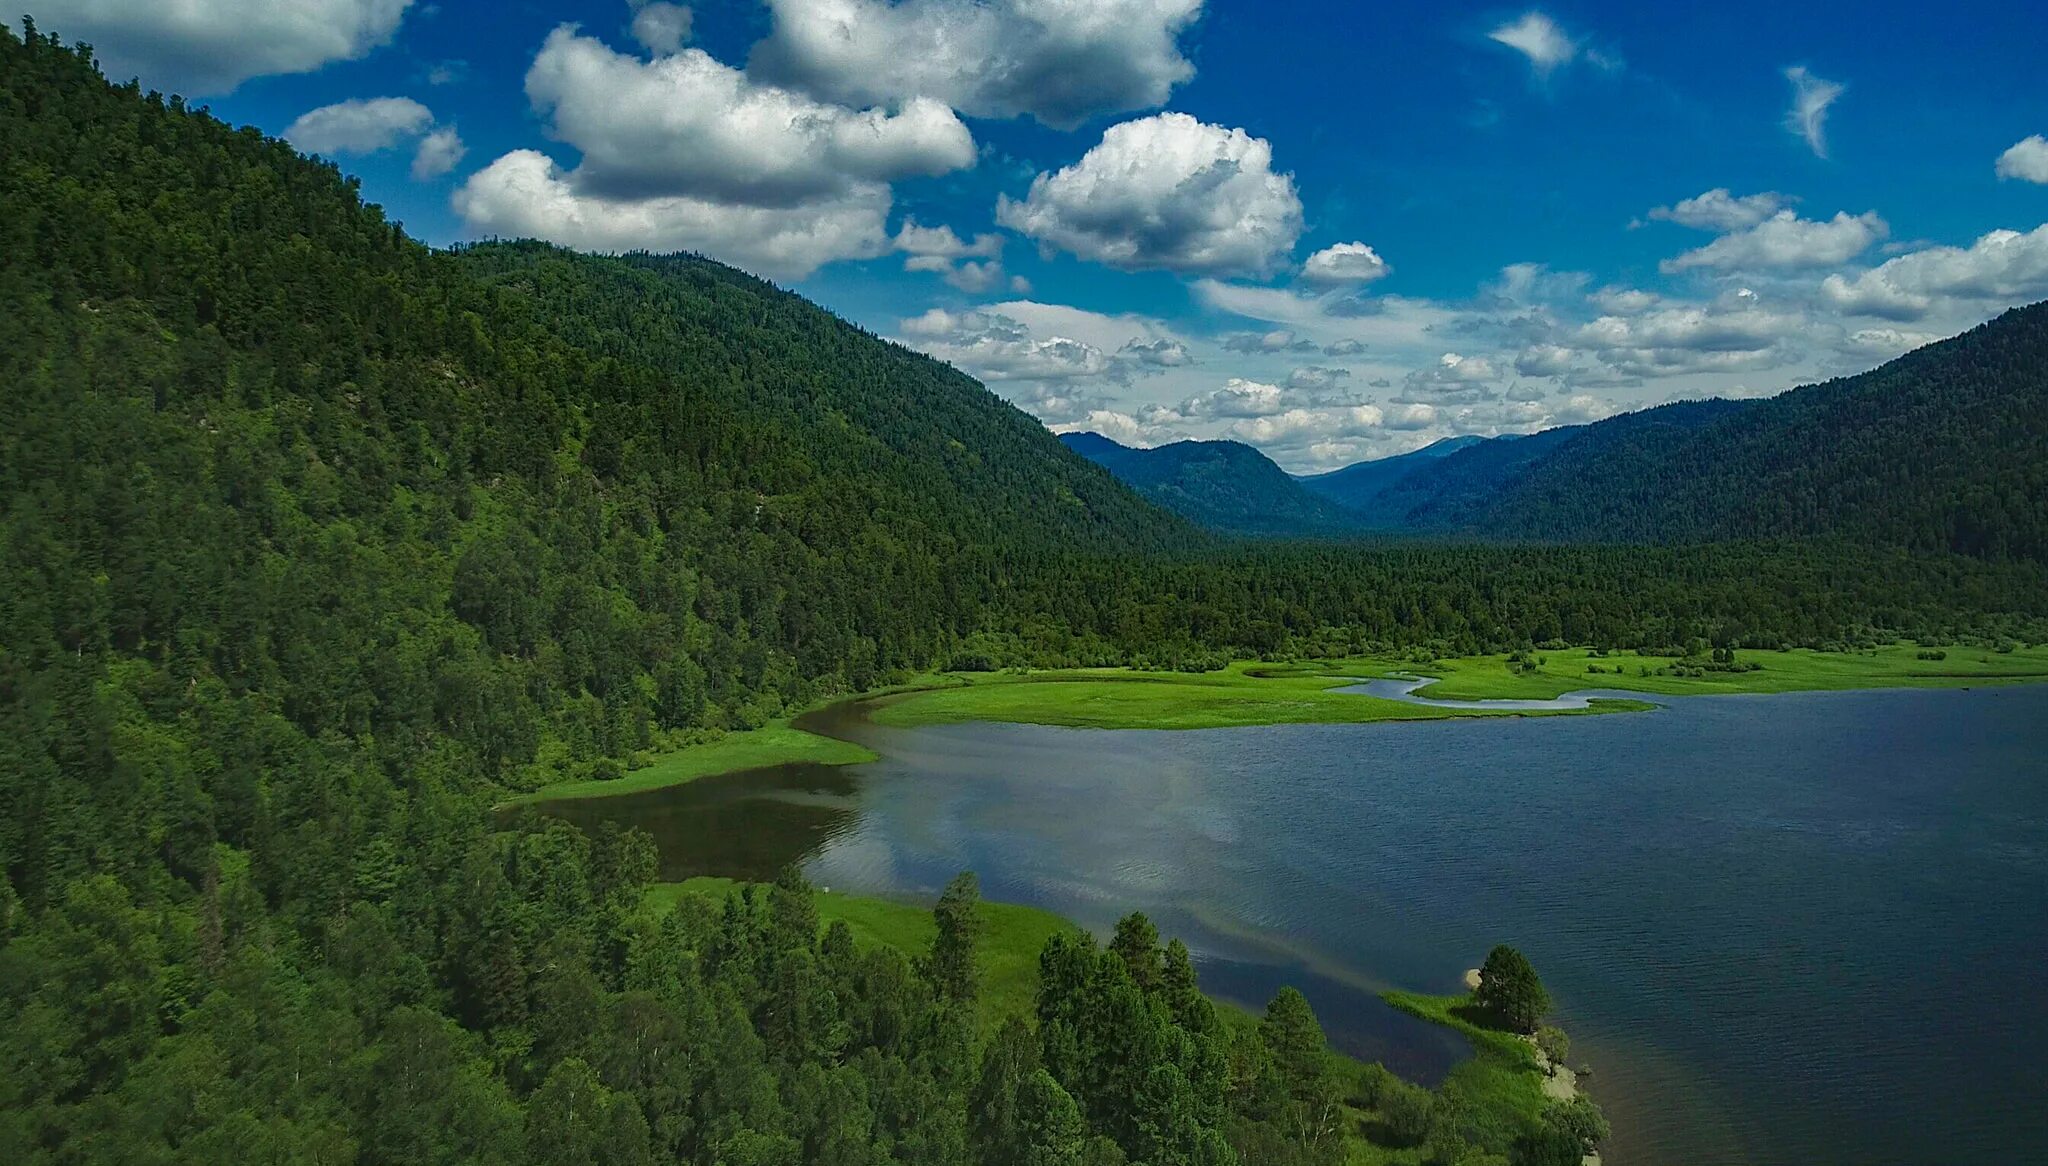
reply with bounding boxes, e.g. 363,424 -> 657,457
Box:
1067,308 -> 2048,560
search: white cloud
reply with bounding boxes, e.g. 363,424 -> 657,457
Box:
411,126 -> 465,181
1661,210 -> 1887,273
748,0 -> 1202,129
1995,135 -> 2048,184
1220,329 -> 1319,354
1049,410 -> 1185,447
1488,11 -> 1576,77
1286,365 -> 1352,393
1572,294 -> 1804,378
284,96 -> 433,155
1322,338 -> 1367,357
453,150 -> 891,281
1588,286 -> 1660,314
1223,405 -> 1387,450
1514,344 -> 1575,377
30,0 -> 412,94
1300,242 -> 1392,288
1838,328 -> 1942,360
895,220 -> 1010,289
1820,224 -> 2048,321
1646,189 -> 1791,232
998,113 -> 1304,277
524,28 -> 973,206
894,308 -> 1112,384
1784,66 -> 1844,159
629,1 -> 693,54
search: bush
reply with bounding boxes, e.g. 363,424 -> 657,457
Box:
1534,1025 -> 1570,1071
1541,1095 -> 1610,1153
1379,1078 -> 1438,1147
945,653 -> 997,673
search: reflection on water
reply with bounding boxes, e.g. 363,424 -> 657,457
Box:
533,759 -> 861,882
540,685 -> 2048,1166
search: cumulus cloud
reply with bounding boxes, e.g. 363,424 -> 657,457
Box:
453,150 -> 890,281
1661,210 -> 1887,273
894,220 -> 1012,290
1819,224 -> 2048,321
896,307 -> 1115,385
1322,338 -> 1367,357
1400,352 -> 1503,400
1286,366 -> 1352,393
1488,11 -> 1576,77
748,0 -> 1202,129
1048,409 -> 1186,447
1784,66 -> 1845,158
524,28 -> 973,206
30,0 -> 412,94
1996,135 -> 2048,184
285,96 -> 433,155
1514,344 -> 1575,377
1223,405 -> 1388,450
1220,329 -> 1320,354
1120,338 -> 1192,368
1838,328 -> 1942,360
1646,189 -> 1791,232
1572,291 -> 1803,377
998,113 -> 1304,277
629,1 -> 693,54
1300,242 -> 1391,288
411,126 -> 466,180
1588,287 -> 1660,314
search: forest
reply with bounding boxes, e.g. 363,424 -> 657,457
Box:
2,24 -> 2045,1165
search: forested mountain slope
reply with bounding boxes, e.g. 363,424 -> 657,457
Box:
1443,309 -> 2048,557
1318,316 -> 2047,556
1292,435 -> 1488,514
1060,433 -> 1360,535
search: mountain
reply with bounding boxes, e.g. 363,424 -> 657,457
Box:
1293,434 -> 1493,517
1424,313 -> 2048,556
1059,432 -> 1361,534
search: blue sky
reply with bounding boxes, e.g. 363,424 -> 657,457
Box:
27,0 -> 2048,469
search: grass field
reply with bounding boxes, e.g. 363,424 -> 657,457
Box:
505,723 -> 875,806
1358,642 -> 2048,701
868,661 -> 1650,731
645,877 -> 1076,1036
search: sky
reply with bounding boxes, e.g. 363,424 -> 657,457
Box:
24,0 -> 2048,471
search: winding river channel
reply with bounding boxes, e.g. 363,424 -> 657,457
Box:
539,683 -> 2048,1166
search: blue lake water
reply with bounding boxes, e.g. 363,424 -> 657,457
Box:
548,685 -> 2048,1165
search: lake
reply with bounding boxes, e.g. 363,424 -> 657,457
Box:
541,685 -> 2048,1165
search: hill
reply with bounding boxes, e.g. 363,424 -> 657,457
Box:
1059,432 -> 1360,534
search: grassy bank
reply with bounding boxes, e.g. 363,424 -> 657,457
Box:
1382,992 -> 1551,1152
868,661 -> 1650,731
1364,642 -> 2048,702
504,722 -> 876,806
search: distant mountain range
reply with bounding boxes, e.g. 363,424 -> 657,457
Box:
1065,302 -> 2048,558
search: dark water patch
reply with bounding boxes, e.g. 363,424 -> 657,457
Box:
533,760 -> 860,882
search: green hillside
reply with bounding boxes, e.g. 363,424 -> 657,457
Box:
1061,432 -> 1361,535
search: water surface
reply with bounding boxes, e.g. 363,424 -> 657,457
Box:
551,686 -> 2048,1166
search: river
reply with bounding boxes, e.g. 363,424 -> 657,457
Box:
538,684 -> 2048,1165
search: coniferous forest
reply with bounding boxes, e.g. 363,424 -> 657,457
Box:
3,26 -> 2046,1166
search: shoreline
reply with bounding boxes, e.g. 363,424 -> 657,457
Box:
507,642 -> 2048,807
